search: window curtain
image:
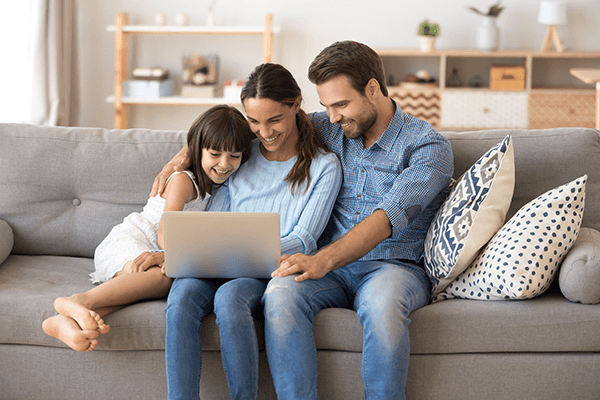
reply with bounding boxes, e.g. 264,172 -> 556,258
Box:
28,0 -> 80,126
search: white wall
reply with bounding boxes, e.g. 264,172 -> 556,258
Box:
78,0 -> 600,130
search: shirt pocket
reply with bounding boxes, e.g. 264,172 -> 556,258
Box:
371,164 -> 401,196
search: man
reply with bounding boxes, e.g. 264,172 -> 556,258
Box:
264,41 -> 453,399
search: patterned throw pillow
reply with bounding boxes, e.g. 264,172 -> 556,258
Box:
436,175 -> 587,302
424,136 -> 515,298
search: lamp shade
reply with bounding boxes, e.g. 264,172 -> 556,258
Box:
538,1 -> 567,25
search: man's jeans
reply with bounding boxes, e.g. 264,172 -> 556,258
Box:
262,259 -> 431,400
165,278 -> 220,400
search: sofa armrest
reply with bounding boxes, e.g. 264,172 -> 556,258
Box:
0,219 -> 13,265
559,227 -> 600,304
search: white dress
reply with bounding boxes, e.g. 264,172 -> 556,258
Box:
91,171 -> 209,284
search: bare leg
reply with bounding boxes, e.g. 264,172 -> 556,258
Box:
55,265 -> 172,323
42,314 -> 100,352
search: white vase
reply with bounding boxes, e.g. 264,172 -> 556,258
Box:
477,17 -> 499,52
419,36 -> 436,52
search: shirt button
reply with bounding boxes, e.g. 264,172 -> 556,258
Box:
72,198 -> 81,206
357,194 -> 361,198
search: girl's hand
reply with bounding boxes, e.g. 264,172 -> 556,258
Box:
129,251 -> 165,273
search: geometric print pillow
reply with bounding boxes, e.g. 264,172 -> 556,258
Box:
435,175 -> 587,302
425,136 -> 515,299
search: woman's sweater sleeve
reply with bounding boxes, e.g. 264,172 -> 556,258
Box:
280,153 -> 342,255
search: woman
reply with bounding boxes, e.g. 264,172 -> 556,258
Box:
156,63 -> 342,400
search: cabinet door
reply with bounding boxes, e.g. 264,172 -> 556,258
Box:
388,85 -> 441,127
441,90 -> 528,129
529,92 -> 596,129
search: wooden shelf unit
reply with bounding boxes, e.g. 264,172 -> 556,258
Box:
376,49 -> 600,130
107,12 -> 276,129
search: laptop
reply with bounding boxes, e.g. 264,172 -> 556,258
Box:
162,211 -> 281,279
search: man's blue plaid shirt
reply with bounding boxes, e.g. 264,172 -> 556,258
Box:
310,101 -> 453,263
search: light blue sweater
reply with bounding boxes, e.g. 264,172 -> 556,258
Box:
208,140 -> 342,255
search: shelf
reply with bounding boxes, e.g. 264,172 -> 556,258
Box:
105,95 -> 241,106
106,25 -> 280,35
377,49 -> 600,59
108,12 -> 275,129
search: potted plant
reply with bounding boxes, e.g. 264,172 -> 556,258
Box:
417,20 -> 440,52
467,2 -> 504,52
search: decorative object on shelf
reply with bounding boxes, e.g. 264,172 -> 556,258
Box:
468,75 -> 485,88
490,65 -> 525,90
124,79 -> 175,99
224,80 -> 245,100
468,2 -> 504,52
538,0 -> 567,53
174,13 -> 189,26
207,0 -> 217,26
405,70 -> 436,85
155,13 -> 166,26
446,68 -> 463,87
132,67 -> 169,81
181,54 -> 218,86
417,19 -> 440,52
181,84 -> 217,98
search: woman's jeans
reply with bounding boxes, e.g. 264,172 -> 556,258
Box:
262,260 -> 432,400
214,278 -> 268,400
165,278 -> 220,400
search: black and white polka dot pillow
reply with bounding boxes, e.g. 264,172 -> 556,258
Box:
436,175 -> 587,302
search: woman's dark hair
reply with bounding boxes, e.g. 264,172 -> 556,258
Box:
241,63 -> 327,194
308,40 -> 388,97
187,104 -> 253,198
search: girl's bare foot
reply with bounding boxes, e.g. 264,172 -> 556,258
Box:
42,314 -> 100,352
54,296 -> 110,334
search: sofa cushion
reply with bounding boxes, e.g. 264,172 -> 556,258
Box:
425,136 -> 514,298
559,227 -> 600,304
442,128 -> 600,233
0,219 -> 12,265
437,175 -> 586,301
0,123 -> 186,258
409,292 -> 600,354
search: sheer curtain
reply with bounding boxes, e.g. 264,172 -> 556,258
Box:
0,0 -> 80,126
29,0 -> 80,126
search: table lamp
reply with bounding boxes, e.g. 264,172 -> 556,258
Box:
538,0 -> 567,52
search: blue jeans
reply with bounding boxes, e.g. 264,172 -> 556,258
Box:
165,278 -> 220,400
262,260 -> 431,400
214,278 -> 267,400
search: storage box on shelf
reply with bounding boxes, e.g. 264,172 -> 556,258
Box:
377,49 -> 600,130
106,13 -> 277,129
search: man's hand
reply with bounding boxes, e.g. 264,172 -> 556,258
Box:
127,251 -> 165,274
273,253 -> 331,282
150,146 -> 190,197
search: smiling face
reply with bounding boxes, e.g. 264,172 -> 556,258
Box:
316,74 -> 378,143
243,97 -> 299,161
201,148 -> 243,184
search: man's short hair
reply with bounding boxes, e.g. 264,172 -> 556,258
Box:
308,40 -> 388,97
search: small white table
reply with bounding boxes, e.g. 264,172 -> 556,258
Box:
570,68 -> 600,130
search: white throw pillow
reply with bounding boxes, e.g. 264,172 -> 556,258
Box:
425,136 -> 514,299
437,175 -> 587,302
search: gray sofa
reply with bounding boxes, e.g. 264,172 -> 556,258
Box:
1,122 -> 599,400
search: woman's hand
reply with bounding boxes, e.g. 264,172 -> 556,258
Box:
150,146 -> 191,197
127,251 -> 165,274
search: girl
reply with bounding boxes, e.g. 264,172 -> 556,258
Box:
42,104 -> 253,352
158,63 -> 343,400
